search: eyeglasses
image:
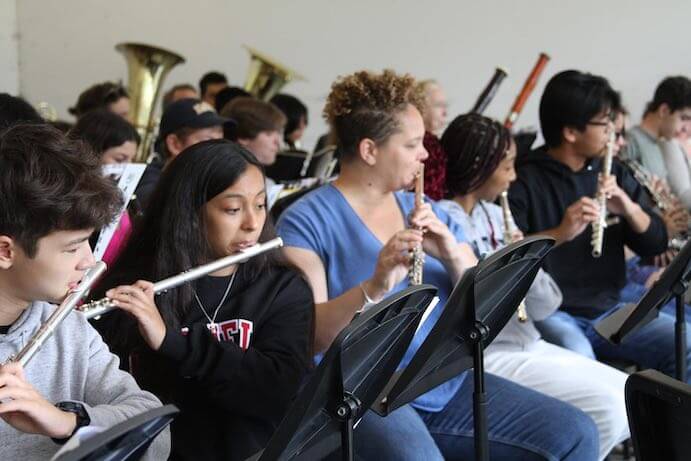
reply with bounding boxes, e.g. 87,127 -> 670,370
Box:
586,120 -> 611,127
586,119 -> 614,133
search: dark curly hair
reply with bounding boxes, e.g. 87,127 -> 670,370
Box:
0,123 -> 123,257
442,113 -> 511,197
323,69 -> 425,158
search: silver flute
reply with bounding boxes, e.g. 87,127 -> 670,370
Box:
78,237 -> 283,320
10,261 -> 108,367
409,164 -> 425,285
499,191 -> 528,322
591,131 -> 616,258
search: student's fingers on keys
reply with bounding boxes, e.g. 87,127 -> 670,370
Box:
0,385 -> 37,402
397,228 -> 423,241
0,371 -> 30,389
0,361 -> 26,380
133,280 -> 155,295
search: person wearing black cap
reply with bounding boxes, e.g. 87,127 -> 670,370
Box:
134,98 -> 232,210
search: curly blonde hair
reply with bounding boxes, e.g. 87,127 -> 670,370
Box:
323,69 -> 425,157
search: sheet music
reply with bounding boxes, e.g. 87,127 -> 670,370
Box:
415,296 -> 440,335
92,163 -> 146,261
50,426 -> 106,460
267,184 -> 285,210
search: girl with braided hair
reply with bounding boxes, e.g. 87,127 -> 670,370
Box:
277,70 -> 599,461
438,113 -> 630,460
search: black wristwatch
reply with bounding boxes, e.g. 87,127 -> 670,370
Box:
52,401 -> 91,444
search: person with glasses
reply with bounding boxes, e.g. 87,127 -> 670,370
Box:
508,70 -> 691,383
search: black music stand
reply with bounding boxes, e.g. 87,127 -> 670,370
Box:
595,239 -> 691,381
265,146 -> 336,183
513,131 -> 538,159
54,405 -> 178,461
265,150 -> 309,182
371,236 -> 555,461
625,369 -> 691,460
252,285 -> 438,461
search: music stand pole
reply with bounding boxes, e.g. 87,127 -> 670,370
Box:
673,282 -> 688,381
471,322 -> 490,461
336,392 -> 361,461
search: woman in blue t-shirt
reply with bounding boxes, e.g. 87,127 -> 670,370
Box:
277,70 -> 598,461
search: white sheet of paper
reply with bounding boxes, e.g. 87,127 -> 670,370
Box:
50,425 -> 106,460
415,296 -> 440,335
267,184 -> 285,210
92,163 -> 146,261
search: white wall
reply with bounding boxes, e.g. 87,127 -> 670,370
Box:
11,0 -> 691,149
1,0 -> 19,95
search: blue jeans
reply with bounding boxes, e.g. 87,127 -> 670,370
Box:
536,311 -> 596,359
538,306 -> 691,384
620,281 -> 691,317
355,373 -> 598,461
585,304 -> 691,383
354,405 -> 444,460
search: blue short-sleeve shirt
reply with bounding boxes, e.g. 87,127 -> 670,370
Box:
277,184 -> 468,412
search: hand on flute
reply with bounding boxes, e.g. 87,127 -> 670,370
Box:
107,281 -> 167,351
0,362 -> 77,439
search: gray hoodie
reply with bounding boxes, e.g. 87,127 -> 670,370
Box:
0,301 -> 170,460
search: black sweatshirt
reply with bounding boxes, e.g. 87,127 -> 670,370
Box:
508,146 -> 668,319
100,266 -> 314,461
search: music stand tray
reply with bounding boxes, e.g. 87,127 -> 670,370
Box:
53,404 -> 178,461
254,285 -> 438,461
372,236 -> 555,461
595,239 -> 691,381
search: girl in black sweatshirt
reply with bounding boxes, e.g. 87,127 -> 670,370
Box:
90,140 -> 314,461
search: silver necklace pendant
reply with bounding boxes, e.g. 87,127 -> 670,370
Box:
206,322 -> 220,339
194,270 -> 237,338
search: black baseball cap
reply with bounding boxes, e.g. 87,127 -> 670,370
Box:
159,98 -> 235,138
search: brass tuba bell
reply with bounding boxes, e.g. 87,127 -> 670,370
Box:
116,42 -> 185,163
243,45 -> 305,102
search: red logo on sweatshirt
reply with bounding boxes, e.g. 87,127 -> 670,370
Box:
207,319 -> 254,349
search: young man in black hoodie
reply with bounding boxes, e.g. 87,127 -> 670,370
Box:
508,70 -> 691,382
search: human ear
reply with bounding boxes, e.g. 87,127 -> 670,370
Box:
358,138 -> 378,166
562,126 -> 578,144
659,103 -> 671,118
166,134 -> 184,158
0,236 -> 15,270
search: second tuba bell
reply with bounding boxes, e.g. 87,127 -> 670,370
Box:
243,45 -> 305,102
